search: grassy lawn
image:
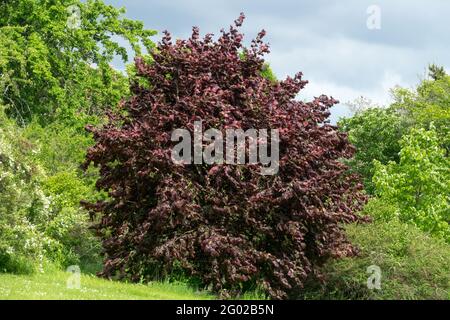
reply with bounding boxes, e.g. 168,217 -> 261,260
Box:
0,270 -> 215,300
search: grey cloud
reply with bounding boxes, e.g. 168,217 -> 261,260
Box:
104,0 -> 449,122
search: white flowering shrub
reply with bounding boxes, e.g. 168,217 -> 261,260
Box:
0,107 -> 101,273
0,115 -> 56,272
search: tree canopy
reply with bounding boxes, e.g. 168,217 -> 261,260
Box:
0,0 -> 156,125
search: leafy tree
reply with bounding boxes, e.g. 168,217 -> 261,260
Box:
0,0 -> 156,125
340,65 -> 449,193
0,0 -> 147,271
338,107 -> 405,193
391,65 -> 450,152
373,127 -> 450,241
83,15 -> 367,299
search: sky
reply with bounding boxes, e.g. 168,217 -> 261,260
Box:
104,0 -> 450,123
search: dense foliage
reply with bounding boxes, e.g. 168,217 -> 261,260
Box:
0,107 -> 53,273
373,127 -> 450,241
0,0 -> 155,274
0,0 -> 155,125
391,70 -> 450,152
340,66 -> 450,193
0,106 -> 102,272
340,66 -> 449,243
83,15 -> 367,299
301,216 -> 450,300
339,108 -> 404,193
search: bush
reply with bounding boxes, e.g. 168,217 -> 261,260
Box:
42,171 -> 102,269
373,127 -> 450,242
44,206 -> 101,270
23,120 -> 96,175
83,15 -> 367,299
300,217 -> 450,300
0,107 -> 55,273
22,118 -> 104,270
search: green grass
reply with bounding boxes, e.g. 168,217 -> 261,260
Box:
0,270 -> 215,300
0,267 -> 267,300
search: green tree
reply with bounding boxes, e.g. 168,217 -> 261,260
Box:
338,107 -> 405,193
0,0 -> 156,125
373,127 -> 450,241
391,65 -> 450,152
340,66 -> 450,193
0,0 -> 157,273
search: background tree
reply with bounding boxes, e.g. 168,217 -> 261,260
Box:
373,127 -> 450,242
0,0 -> 155,273
339,64 -> 449,193
0,0 -> 156,125
339,107 -> 405,193
428,63 -> 446,81
390,65 -> 449,153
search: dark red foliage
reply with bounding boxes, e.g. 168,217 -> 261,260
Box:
83,14 -> 367,299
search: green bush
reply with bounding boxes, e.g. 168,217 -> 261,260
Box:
23,119 -> 104,270
299,216 -> 450,300
43,171 -> 102,270
22,120 -> 96,175
373,127 -> 450,242
338,107 -> 405,193
45,207 -> 101,270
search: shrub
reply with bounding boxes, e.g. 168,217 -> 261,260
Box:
0,107 -> 55,273
300,217 -> 450,300
44,206 -> 101,270
22,117 -> 104,270
43,171 -> 102,269
0,107 -> 101,272
23,120 -> 96,175
83,14 -> 367,299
